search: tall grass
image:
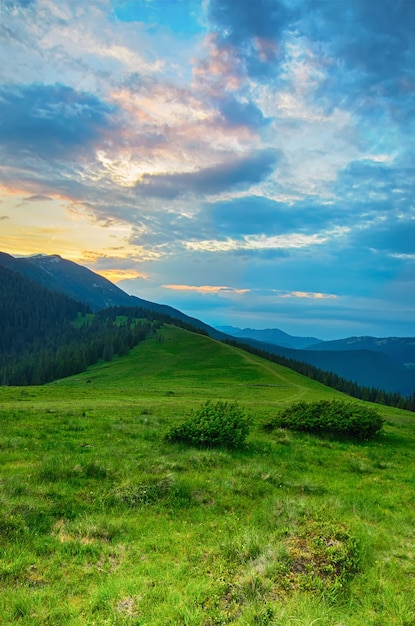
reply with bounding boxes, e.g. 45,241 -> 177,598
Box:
0,326 -> 414,624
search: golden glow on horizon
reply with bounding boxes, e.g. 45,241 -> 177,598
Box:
0,190 -> 138,264
94,268 -> 148,283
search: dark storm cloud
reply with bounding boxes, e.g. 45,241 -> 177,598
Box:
207,0 -> 292,78
137,149 -> 278,198
0,84 -> 118,160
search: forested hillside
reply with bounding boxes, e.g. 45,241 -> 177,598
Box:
0,267 -> 153,385
0,252 -> 226,339
0,265 -> 90,353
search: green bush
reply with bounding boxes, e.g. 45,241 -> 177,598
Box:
165,400 -> 251,449
267,400 -> 384,440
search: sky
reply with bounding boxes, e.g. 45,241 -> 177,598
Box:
1,0 -> 415,340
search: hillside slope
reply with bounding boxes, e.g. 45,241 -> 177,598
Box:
55,325 -> 348,412
0,264 -> 90,353
0,264 -> 155,385
1,326 -> 415,624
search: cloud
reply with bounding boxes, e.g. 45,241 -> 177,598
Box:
0,83 -> 118,160
94,268 -> 147,283
206,196 -> 293,236
312,0 -> 415,82
205,195 -> 343,238
162,284 -> 250,295
1,0 -> 414,340
3,0 -> 35,8
273,290 -> 337,300
207,0 -> 291,78
336,158 -> 413,210
352,219 -> 415,256
25,194 -> 53,202
137,149 -> 278,198
215,96 -> 270,129
298,0 -> 415,124
184,228 -> 346,253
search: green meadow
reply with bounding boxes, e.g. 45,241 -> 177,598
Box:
1,326 -> 415,625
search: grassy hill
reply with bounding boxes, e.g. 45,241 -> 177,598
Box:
1,326 -> 415,625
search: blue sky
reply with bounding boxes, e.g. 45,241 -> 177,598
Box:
1,0 -> 414,339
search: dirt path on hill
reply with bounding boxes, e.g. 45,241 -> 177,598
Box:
224,343 -> 307,396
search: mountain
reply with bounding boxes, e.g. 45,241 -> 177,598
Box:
0,263 -> 161,385
2,251 -> 414,397
0,252 -> 226,340
230,337 -> 415,397
215,327 -> 415,392
0,263 -> 90,353
0,252 -> 132,310
217,325 -> 322,349
307,336 -> 415,369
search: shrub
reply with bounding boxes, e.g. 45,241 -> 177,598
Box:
165,400 -> 251,449
267,400 -> 384,440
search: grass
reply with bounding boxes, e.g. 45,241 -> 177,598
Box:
0,325 -> 415,624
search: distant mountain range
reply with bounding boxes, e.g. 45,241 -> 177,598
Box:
219,326 -> 415,395
306,335 -> 415,368
222,326 -> 415,368
1,251 -> 414,396
216,325 -> 322,349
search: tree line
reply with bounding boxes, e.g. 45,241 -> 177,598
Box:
0,265 -> 91,355
0,310 -> 155,386
224,338 -> 415,412
2,263 -> 414,408
0,267 -> 157,386
0,263 -> 209,386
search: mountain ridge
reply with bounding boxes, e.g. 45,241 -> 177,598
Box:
307,335 -> 415,367
216,325 -> 322,349
1,251 -> 414,396
0,252 -> 226,340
